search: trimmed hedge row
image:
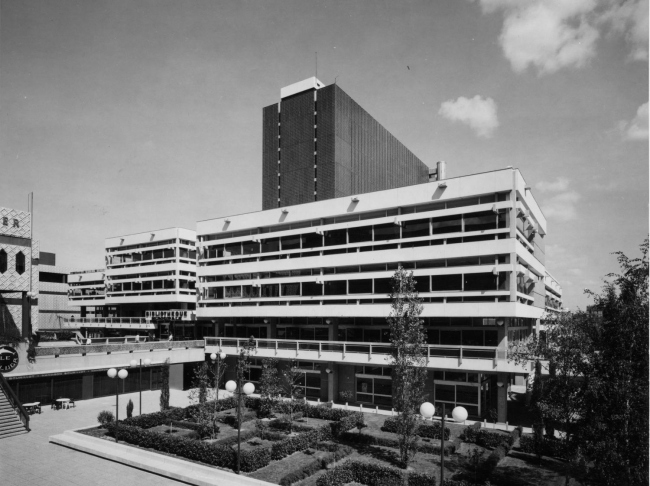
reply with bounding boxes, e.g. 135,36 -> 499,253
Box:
382,416 -> 451,440
213,428 -> 258,446
461,425 -> 517,449
107,423 -> 236,469
122,407 -> 187,429
271,426 -> 331,460
339,431 -> 455,455
107,423 -> 271,472
220,410 -> 257,428
278,445 -> 354,486
315,460 -> 436,486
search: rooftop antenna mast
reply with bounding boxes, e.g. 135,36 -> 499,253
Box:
315,52 -> 318,80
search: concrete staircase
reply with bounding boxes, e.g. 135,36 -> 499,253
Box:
0,386 -> 28,439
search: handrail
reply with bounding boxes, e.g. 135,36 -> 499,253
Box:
204,337 -> 499,363
0,371 -> 29,431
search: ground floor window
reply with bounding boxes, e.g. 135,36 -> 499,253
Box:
434,379 -> 480,417
355,366 -> 392,406
294,361 -> 321,399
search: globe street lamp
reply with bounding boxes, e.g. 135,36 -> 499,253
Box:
420,401 -> 444,485
452,406 -> 468,425
210,352 -> 226,399
225,379 -> 255,474
107,367 -> 129,443
130,358 -> 152,415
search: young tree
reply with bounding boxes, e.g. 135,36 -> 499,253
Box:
388,266 -> 428,468
258,358 -> 282,417
282,361 -> 305,435
509,239 -> 649,485
188,362 -> 211,405
160,358 -> 170,411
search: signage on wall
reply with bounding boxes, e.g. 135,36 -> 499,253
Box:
0,346 -> 19,372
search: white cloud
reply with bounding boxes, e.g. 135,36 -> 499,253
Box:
618,102 -> 649,141
599,0 -> 649,61
438,96 -> 499,138
474,0 -> 648,75
535,177 -> 580,221
535,177 -> 570,192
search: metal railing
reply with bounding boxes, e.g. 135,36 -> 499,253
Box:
64,317 -> 148,325
35,339 -> 205,357
0,371 -> 29,432
204,337 -> 499,366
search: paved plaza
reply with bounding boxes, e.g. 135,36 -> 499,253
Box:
0,389 -> 195,486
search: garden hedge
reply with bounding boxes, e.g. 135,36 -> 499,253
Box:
339,431 -> 455,455
316,460 -> 436,486
107,423 -> 236,469
278,444 -> 354,486
382,416 -> 451,440
271,426 -> 331,460
461,426 -> 516,449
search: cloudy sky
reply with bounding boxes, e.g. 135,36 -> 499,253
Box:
1,0 -> 647,309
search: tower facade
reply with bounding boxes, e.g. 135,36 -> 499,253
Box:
262,78 -> 430,209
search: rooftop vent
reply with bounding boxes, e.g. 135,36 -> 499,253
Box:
428,161 -> 447,182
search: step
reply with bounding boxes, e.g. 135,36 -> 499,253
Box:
0,430 -> 27,439
0,425 -> 25,435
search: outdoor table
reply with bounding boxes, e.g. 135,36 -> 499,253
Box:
23,402 -> 41,414
55,398 -> 71,410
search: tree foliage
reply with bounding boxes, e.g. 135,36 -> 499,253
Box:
282,361 -> 305,435
509,239 -> 649,485
188,362 -> 212,405
160,358 -> 170,411
259,358 -> 282,417
387,266 -> 427,468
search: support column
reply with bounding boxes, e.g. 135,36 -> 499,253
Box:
327,362 -> 338,402
327,318 -> 338,341
268,319 -> 277,339
497,372 -> 508,423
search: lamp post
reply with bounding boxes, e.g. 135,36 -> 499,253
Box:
210,351 -> 226,399
420,401 -> 444,485
130,358 -> 152,415
107,367 -> 128,443
225,379 -> 255,474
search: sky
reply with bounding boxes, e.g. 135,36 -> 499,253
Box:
1,0 -> 648,310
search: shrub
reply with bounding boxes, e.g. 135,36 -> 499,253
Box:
316,461 -> 436,486
482,443 -> 508,476
126,399 -> 134,419
97,410 -> 114,427
271,427 -> 328,460
106,423 -> 236,470
170,420 -> 216,439
382,416 -> 450,440
278,445 -> 354,486
221,410 -> 256,428
339,390 -> 354,403
239,447 -> 272,472
462,428 -> 514,449
339,431 -> 455,455
122,407 -> 186,429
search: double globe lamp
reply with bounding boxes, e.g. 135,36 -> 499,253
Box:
107,367 -> 129,444
419,402 -> 468,485
224,379 -> 255,474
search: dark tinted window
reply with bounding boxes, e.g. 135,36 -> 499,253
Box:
402,219 -> 430,239
431,215 -> 462,235
431,274 -> 462,291
374,223 -> 400,241
348,225 -> 373,243
348,279 -> 373,294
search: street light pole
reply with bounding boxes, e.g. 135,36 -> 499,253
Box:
440,404 -> 445,486
225,378 -> 254,475
107,368 -> 128,444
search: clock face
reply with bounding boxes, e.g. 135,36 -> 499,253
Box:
0,346 -> 19,372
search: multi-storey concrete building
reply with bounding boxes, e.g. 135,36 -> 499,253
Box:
262,78 -> 431,209
65,227 -> 198,340
0,207 -> 38,338
37,252 -> 82,331
199,167 -> 549,421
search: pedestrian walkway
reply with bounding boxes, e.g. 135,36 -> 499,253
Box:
0,389 -> 193,486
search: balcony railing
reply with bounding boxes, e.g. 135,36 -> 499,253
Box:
205,337 -> 499,367
35,339 -> 205,357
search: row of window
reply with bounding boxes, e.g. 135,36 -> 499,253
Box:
108,248 -> 197,264
107,239 -> 177,253
0,250 -> 25,274
218,316 -> 511,327
203,272 -> 506,300
202,193 -> 510,241
201,255 -> 508,282
202,211 -> 507,260
110,280 -> 196,292
68,280 -> 104,287
203,295 -> 508,306
223,324 -> 499,347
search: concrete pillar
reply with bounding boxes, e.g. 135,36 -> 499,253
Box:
497,372 -> 508,423
328,318 -> 339,341
269,319 -> 277,339
21,292 -> 30,338
497,320 -> 507,361
326,362 -> 338,402
82,374 -> 94,399
169,363 -> 184,390
81,306 -> 87,318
